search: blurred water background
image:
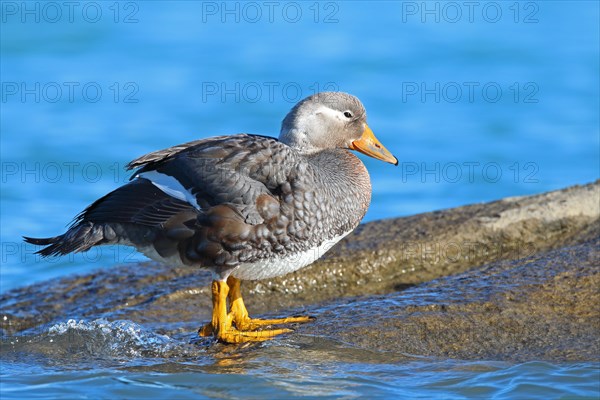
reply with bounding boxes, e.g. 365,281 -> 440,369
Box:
1,1 -> 599,398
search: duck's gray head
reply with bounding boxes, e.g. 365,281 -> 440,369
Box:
279,92 -> 397,165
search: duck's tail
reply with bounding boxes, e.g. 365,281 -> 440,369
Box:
23,222 -> 108,257
23,178 -> 200,258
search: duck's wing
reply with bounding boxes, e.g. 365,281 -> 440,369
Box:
127,134 -> 302,224
126,134 -> 312,268
26,134 -> 305,261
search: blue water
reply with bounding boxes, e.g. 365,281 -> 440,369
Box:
2,319 -> 599,399
2,358 -> 598,400
1,1 -> 599,398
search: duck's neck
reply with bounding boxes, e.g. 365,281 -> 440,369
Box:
306,149 -> 372,233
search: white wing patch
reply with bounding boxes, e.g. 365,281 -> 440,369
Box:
137,171 -> 200,210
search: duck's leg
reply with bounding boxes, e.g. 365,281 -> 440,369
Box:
227,276 -> 314,331
198,279 -> 295,343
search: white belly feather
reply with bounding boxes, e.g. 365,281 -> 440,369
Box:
231,229 -> 353,280
136,230 -> 353,281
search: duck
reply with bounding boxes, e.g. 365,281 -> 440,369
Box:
24,92 -> 398,344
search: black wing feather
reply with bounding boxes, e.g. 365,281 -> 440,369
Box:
75,178 -> 195,227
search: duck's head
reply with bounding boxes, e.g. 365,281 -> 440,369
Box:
279,92 -> 398,165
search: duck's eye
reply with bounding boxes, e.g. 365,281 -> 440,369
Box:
343,111 -> 353,119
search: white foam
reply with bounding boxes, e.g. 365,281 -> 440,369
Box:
47,319 -> 180,357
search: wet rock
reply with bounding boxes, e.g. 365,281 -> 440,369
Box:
308,232 -> 599,361
1,181 -> 598,361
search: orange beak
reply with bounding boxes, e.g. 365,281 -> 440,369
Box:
349,124 -> 398,165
